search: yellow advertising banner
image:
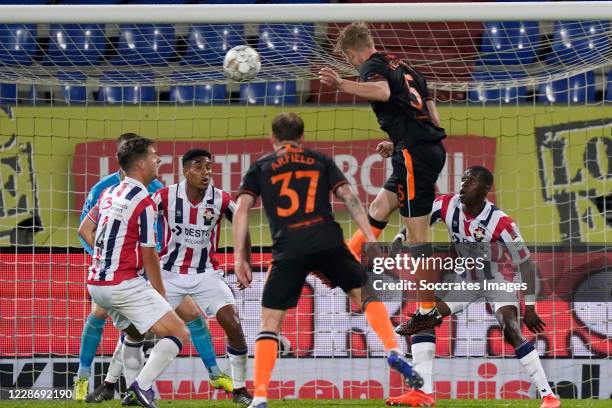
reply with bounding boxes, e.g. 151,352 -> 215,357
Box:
0,105 -> 609,246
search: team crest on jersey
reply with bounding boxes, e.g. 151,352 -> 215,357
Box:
473,226 -> 487,242
203,207 -> 216,225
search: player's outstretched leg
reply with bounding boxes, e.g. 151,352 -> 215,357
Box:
347,189 -> 397,259
386,331 -> 436,407
496,306 -> 560,408
348,289 -> 423,389
127,311 -> 189,408
74,304 -> 108,400
216,304 -> 253,405
396,309 -> 443,337
174,297 -> 233,393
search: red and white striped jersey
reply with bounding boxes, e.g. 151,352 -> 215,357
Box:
431,194 -> 529,277
153,181 -> 235,275
87,177 -> 157,285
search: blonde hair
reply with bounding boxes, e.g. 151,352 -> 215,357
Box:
334,22 -> 374,53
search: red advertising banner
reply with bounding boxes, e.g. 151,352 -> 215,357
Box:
1,249 -> 609,358
72,137 -> 496,212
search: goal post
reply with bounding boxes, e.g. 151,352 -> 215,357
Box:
0,1 -> 610,402
0,2 -> 610,23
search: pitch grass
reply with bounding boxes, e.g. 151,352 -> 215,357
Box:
0,400 -> 610,408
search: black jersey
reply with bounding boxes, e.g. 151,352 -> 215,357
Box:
359,52 -> 446,149
238,144 -> 349,260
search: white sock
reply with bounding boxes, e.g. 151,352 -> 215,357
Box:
516,342 -> 553,398
411,335 -> 435,394
136,337 -> 181,390
122,338 -> 144,387
105,337 -> 124,384
228,346 -> 248,389
251,396 -> 267,405
419,306 -> 433,314
389,347 -> 402,355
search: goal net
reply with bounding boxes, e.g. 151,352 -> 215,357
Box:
0,1 -> 611,401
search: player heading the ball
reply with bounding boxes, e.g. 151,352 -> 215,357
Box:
319,22 -> 447,324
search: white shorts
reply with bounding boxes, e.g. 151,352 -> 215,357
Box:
88,277 -> 173,334
440,274 -> 519,315
162,270 -> 236,317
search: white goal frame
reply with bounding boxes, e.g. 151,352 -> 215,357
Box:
0,2 -> 610,23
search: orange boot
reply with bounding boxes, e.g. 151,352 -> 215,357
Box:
385,389 -> 436,407
540,395 -> 561,408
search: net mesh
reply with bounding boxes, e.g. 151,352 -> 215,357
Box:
0,20 -> 610,89
0,7 -> 611,402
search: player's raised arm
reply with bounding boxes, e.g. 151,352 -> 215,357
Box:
319,66 -> 390,102
232,194 -> 255,289
319,22 -> 391,102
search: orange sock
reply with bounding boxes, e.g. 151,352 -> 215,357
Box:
364,301 -> 398,352
253,334 -> 278,398
419,301 -> 436,312
347,216 -> 386,260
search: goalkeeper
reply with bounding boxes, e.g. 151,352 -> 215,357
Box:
319,22 -> 446,325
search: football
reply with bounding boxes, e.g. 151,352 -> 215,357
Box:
223,45 -> 261,82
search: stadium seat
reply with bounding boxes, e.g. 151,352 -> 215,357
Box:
59,0 -> 121,3
0,24 -> 37,66
0,83 -> 17,105
57,71 -> 88,104
468,71 -> 527,103
240,80 -> 297,105
257,24 -> 314,66
44,24 -> 105,66
97,72 -> 156,104
182,24 -> 243,66
605,71 -> 612,102
537,71 -> 595,104
479,21 -> 539,65
547,21 -> 610,65
129,0 -> 186,3
268,0 -> 328,3
169,83 -> 227,104
0,0 -> 48,3
111,24 -> 174,66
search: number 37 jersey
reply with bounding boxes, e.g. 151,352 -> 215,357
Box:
238,144 -> 349,260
